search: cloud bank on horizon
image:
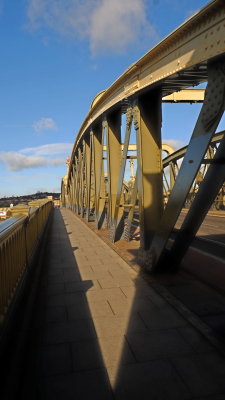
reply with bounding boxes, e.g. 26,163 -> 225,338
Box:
26,0 -> 156,54
0,143 -> 73,171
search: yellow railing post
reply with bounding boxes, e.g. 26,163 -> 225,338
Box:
0,199 -> 53,326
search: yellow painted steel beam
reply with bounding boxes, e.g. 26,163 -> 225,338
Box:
102,143 -> 175,154
149,60 -> 225,272
162,131 -> 225,168
95,89 -> 205,106
135,91 -> 164,249
162,89 -> 205,102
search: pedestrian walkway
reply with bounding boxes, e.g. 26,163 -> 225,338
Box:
21,208 -> 225,399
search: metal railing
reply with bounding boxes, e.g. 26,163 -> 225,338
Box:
0,199 -> 53,325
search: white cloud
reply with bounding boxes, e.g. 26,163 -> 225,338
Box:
32,117 -> 57,133
20,143 -> 73,156
0,152 -> 64,171
163,139 -> 185,150
89,0 -> 153,54
26,0 -> 156,55
0,142 -> 73,171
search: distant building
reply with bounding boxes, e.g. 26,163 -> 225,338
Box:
0,208 -> 10,221
54,199 -> 60,207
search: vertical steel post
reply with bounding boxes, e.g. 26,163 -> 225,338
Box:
74,156 -> 79,214
169,161 -> 176,191
106,110 -> 122,240
123,174 -> 138,241
112,107 -> 133,242
71,165 -> 75,211
72,164 -> 76,212
76,150 -> 82,215
134,90 -> 163,250
77,148 -> 82,214
89,133 -> 95,219
84,134 -> 92,221
80,143 -> 85,217
92,124 -> 106,229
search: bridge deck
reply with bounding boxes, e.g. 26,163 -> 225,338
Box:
20,208 -> 225,399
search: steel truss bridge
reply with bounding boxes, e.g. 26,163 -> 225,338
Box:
1,1 -> 225,397
61,0 -> 225,273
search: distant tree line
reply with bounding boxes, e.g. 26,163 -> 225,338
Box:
0,192 -> 60,207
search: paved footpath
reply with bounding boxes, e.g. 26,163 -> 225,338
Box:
21,208 -> 225,399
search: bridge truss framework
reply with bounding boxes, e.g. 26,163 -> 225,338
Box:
62,0 -> 225,272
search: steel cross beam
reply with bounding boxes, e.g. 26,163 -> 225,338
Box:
162,89 -> 205,103
147,58 -> 225,272
169,132 -> 225,269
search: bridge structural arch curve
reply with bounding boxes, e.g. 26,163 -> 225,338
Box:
63,0 -> 225,272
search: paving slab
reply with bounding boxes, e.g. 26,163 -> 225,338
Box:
39,370 -> 113,400
107,360 -> 192,400
170,352 -> 225,397
64,279 -> 100,293
125,329 -> 195,361
39,343 -> 72,377
20,208 -> 225,399
45,305 -> 67,324
177,325 -> 216,353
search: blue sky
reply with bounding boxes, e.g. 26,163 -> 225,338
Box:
0,0 -> 213,196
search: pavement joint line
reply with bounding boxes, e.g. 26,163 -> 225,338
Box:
106,300 -> 116,316
148,281 -> 225,358
66,208 -> 225,358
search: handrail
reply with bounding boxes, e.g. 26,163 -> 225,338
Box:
0,216 -> 26,239
0,199 -> 53,325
